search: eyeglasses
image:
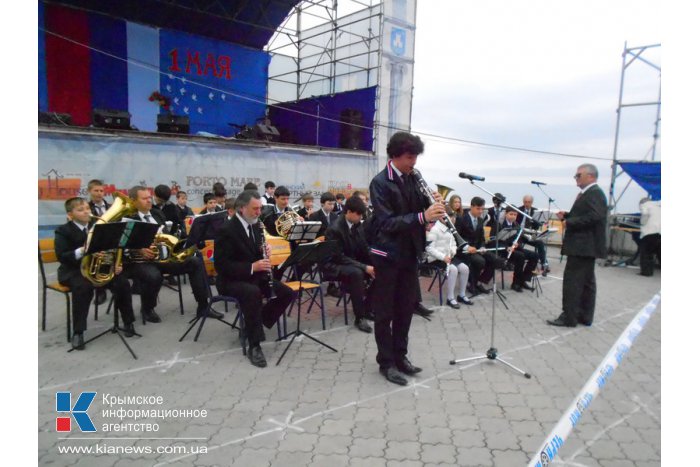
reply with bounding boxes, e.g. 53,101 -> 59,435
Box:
574,173 -> 584,179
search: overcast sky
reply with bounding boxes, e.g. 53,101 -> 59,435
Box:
410,0 -> 661,213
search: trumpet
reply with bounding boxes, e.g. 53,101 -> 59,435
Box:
411,169 -> 467,251
258,221 -> 276,300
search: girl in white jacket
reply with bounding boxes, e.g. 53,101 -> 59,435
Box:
425,211 -> 473,308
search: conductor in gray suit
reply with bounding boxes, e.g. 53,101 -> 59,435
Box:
547,164 -> 608,327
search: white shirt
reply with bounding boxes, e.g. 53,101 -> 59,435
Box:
580,182 -> 598,195
73,221 -> 89,259
640,200 -> 661,237
390,161 -> 406,181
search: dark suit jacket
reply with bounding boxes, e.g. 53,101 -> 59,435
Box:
364,163 -> 431,264
516,206 -> 540,229
154,201 -> 181,234
456,214 -> 487,249
486,206 -> 505,233
214,216 -> 266,283
562,184 -> 608,258
54,221 -> 90,283
89,200 -> 111,218
321,214 -> 371,278
308,209 -> 338,238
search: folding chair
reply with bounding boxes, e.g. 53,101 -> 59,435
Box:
38,238 -> 108,342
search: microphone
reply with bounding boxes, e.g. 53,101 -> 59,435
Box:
459,172 -> 485,181
531,180 -> 547,186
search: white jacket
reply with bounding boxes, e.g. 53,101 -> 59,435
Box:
426,221 -> 457,262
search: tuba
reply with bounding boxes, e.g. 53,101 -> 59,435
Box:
80,192 -> 138,287
275,210 -> 302,239
128,232 -> 198,263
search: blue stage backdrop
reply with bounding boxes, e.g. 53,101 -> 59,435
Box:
619,161 -> 661,200
39,2 -> 269,135
269,87 -> 377,151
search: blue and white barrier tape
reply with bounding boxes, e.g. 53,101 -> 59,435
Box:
528,293 -> 661,467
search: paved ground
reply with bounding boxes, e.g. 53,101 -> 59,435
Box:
38,256 -> 661,467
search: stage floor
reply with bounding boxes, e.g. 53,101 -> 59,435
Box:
38,257 -> 660,467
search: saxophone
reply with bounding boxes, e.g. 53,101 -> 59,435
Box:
80,192 -> 137,287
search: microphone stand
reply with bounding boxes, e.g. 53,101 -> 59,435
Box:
449,179 -> 533,379
533,184 -> 562,231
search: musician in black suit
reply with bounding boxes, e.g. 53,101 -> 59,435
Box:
263,181 -> 276,205
499,207 -> 539,292
123,186 -> 212,324
516,195 -> 550,274
55,198 -> 136,350
456,196 -> 501,294
87,179 -> 111,305
175,191 -> 194,233
308,192 -> 339,237
486,193 -> 506,236
364,132 -> 445,386
322,196 -> 374,333
214,190 -> 296,367
153,184 -> 183,236
88,179 -> 111,218
296,193 -> 316,220
262,185 -> 292,236
200,193 -> 222,214
333,193 -> 346,213
547,164 -> 608,327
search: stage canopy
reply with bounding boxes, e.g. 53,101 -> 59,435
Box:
618,161 -> 661,201
46,0 -> 299,50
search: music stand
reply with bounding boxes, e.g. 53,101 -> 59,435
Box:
449,180 -> 532,379
275,235 -> 339,366
68,221 -> 158,359
179,211 -> 235,342
184,211 -> 228,249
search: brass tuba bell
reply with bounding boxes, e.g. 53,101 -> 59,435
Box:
435,184 -> 454,201
80,192 -> 138,287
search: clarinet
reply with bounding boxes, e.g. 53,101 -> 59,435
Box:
411,169 -> 468,251
258,221 -> 277,300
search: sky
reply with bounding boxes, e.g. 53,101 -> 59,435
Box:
410,0 -> 661,214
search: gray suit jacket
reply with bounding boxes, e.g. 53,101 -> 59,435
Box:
561,184 -> 608,258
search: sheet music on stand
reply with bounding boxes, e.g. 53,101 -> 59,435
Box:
286,221 -> 322,242
496,227 -> 519,243
185,210 -> 227,248
85,221 -> 159,254
533,210 -> 554,225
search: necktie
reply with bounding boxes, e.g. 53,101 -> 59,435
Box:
248,224 -> 257,251
576,192 -> 583,201
96,205 -> 103,216
472,217 -> 477,230
144,214 -> 152,223
83,227 -> 88,235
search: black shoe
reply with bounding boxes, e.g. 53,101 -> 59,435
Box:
247,345 -> 267,368
354,318 -> 372,333
95,289 -> 107,305
542,264 -> 551,276
578,318 -> 593,326
520,281 -> 535,291
71,333 -> 85,350
142,309 -> 161,324
123,323 -> 136,338
476,284 -> 491,294
457,295 -> 474,305
446,298 -> 460,309
415,303 -> 433,316
365,311 -> 375,322
638,272 -> 653,277
510,283 -> 523,292
380,366 -> 408,386
546,317 -> 576,327
197,304 -> 223,319
396,358 -> 422,375
165,276 -> 178,286
466,284 -> 477,295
